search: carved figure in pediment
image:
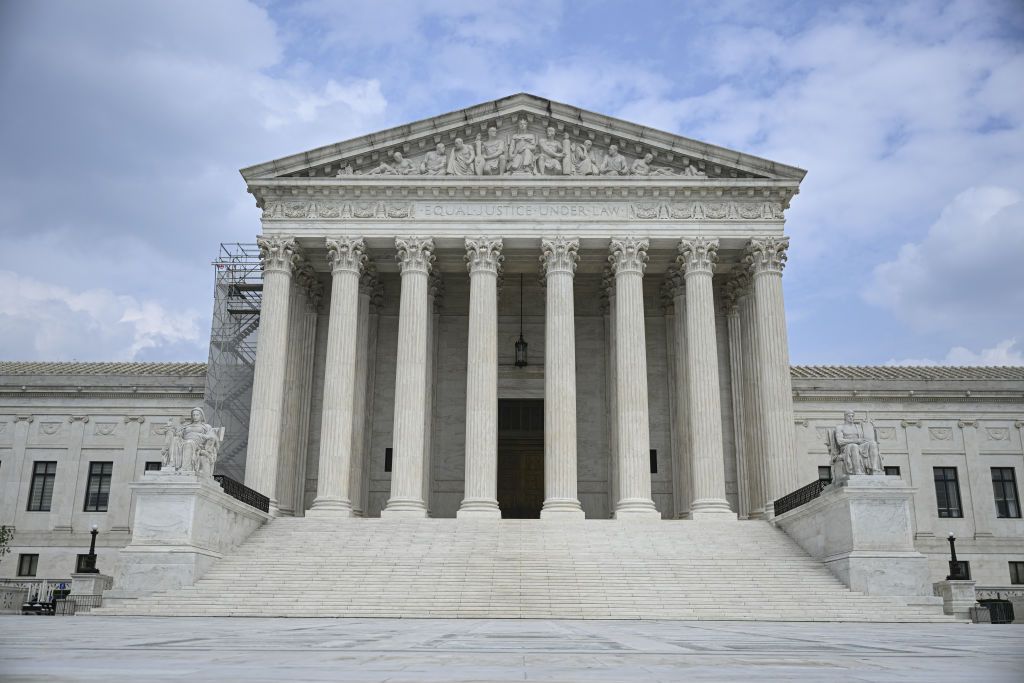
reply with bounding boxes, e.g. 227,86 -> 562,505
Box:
421,143 -> 447,175
599,144 -> 629,176
571,139 -> 598,175
681,163 -> 707,177
825,410 -> 884,485
507,119 -> 538,175
537,127 -> 569,175
476,127 -> 507,176
365,151 -> 410,175
446,137 -> 476,176
630,153 -> 680,176
160,407 -> 223,477
335,165 -> 354,177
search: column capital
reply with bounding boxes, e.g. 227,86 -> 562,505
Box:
540,236 -> 580,277
609,236 -> 649,276
598,267 -> 615,313
326,237 -> 367,275
465,237 -> 504,276
359,263 -> 379,297
745,236 -> 790,276
721,272 -> 749,314
677,237 -> 719,276
428,272 -> 445,313
294,262 -> 324,312
257,235 -> 299,275
395,237 -> 434,275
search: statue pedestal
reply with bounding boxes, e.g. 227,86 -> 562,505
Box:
933,580 -> 977,620
71,573 -> 112,596
774,475 -> 932,597
103,471 -> 269,604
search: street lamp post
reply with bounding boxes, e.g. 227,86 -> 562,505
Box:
81,524 -> 100,574
945,532 -> 967,580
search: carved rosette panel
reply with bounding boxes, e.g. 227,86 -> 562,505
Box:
745,236 -> 790,276
986,427 -> 1010,441
609,236 -> 649,276
94,422 -> 118,436
677,237 -> 719,276
326,237 -> 367,275
465,237 -> 504,276
929,427 -> 953,441
395,237 -> 435,275
257,235 -> 299,275
540,236 -> 580,277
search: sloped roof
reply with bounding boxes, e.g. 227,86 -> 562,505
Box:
790,366 -> 1024,381
0,362 -> 208,377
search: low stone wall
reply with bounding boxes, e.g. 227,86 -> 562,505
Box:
774,475 -> 933,598
1,586 -> 29,614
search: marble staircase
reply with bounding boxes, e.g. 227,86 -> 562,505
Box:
92,518 -> 951,621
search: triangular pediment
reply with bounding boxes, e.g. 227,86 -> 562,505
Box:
240,93 -> 806,183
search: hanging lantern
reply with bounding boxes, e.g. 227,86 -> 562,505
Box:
515,273 -> 528,367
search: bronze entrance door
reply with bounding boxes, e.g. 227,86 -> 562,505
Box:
497,399 -> 544,519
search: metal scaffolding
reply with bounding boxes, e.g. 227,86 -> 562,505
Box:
203,242 -> 262,481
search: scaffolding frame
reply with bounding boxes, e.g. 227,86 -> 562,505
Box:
203,242 -> 262,481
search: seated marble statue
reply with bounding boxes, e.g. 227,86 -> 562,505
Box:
476,127 -> 507,175
825,410 -> 884,485
599,144 -> 628,175
680,163 -> 707,177
421,143 -> 447,175
630,153 -> 680,176
537,127 -> 568,175
571,139 -> 597,175
161,407 -> 224,477
446,138 -> 476,175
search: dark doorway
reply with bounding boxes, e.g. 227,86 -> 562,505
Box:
497,399 -> 544,518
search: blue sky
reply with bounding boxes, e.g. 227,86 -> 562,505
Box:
0,0 -> 1022,365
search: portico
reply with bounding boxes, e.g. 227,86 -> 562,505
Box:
239,94 -> 806,521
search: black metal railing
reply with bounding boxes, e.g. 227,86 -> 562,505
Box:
213,475 -> 270,513
773,479 -> 830,516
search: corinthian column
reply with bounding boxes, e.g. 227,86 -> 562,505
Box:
666,270 -> 692,518
458,237 -> 503,519
540,236 -> 585,519
309,237 -> 366,517
382,237 -> 434,518
245,235 -> 297,513
745,236 -> 798,511
678,238 -> 734,519
610,236 -> 660,519
348,265 -> 376,517
723,276 -> 749,519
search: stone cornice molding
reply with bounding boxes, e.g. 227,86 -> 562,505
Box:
609,236 -> 649,276
540,236 -> 580,278
325,236 -> 367,276
257,235 -> 299,275
745,236 -> 790,276
395,237 -> 435,275
465,237 -> 504,276
677,237 -> 719,276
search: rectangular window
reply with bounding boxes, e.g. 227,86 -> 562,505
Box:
1010,562 -> 1024,585
884,466 -> 901,477
27,461 -> 57,511
992,468 -> 1021,519
934,467 -> 963,518
144,461 -> 162,472
83,462 -> 113,512
384,448 -> 393,473
817,466 -> 832,482
17,554 -> 38,577
649,450 -> 658,474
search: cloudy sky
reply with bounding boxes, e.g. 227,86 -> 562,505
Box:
0,0 -> 1022,365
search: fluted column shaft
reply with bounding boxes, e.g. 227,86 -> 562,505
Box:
724,280 -> 749,519
610,236 -> 660,519
678,238 -> 734,519
459,238 -> 503,518
739,285 -> 767,517
309,237 -> 366,516
746,237 -> 799,512
669,275 -> 692,518
602,273 -> 619,515
382,237 -> 434,517
540,236 -> 585,519
348,268 -> 375,516
245,235 -> 297,513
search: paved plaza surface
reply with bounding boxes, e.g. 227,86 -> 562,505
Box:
1,616 -> 1022,682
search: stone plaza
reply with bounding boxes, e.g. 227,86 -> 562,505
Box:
1,95 -> 1023,624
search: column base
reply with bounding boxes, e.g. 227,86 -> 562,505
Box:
541,499 -> 585,519
614,498 -> 661,520
457,499 -> 501,519
381,498 -> 428,518
690,499 -> 737,520
306,498 -> 354,518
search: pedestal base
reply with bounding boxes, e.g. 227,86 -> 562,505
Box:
934,580 -> 977,620
457,499 -> 502,519
381,499 -> 428,518
614,499 -> 661,520
541,499 -> 585,520
307,499 -> 354,518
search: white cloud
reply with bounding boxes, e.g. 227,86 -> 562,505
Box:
0,270 -> 202,361
887,339 -> 1024,366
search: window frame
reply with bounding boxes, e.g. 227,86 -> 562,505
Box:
1010,561 -> 1024,585
817,466 -> 833,483
17,553 -> 39,577
933,467 -> 963,519
83,461 -> 114,512
27,461 -> 57,512
144,461 -> 162,472
884,466 -> 901,477
991,467 -> 1021,519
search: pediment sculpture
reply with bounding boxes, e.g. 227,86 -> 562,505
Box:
825,410 -> 885,486
333,118 -> 711,179
160,407 -> 224,478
